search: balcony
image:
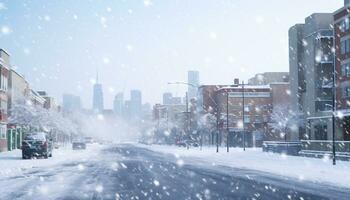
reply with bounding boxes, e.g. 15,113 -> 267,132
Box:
316,80 -> 333,89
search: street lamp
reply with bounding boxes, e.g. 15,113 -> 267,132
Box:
219,80 -> 247,152
167,82 -> 197,149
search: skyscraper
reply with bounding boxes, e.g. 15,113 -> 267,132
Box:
113,92 -> 124,116
92,72 -> 104,112
163,92 -> 173,105
130,90 -> 142,119
188,70 -> 199,100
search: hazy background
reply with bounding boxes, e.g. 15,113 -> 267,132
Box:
0,0 -> 342,108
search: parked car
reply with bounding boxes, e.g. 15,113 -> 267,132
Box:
22,132 -> 53,159
72,141 -> 86,150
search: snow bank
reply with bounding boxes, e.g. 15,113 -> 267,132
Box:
138,144 -> 350,188
0,144 -> 103,178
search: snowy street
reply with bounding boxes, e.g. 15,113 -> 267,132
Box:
1,143 -> 350,200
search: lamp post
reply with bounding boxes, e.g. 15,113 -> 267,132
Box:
167,82 -> 198,149
332,71 -> 336,165
226,90 -> 229,153
242,81 -> 246,151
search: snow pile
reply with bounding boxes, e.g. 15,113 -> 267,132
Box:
139,144 -> 350,188
0,144 -> 103,178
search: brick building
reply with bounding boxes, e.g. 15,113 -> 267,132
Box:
197,81 -> 291,147
215,85 -> 272,147
334,1 -> 350,141
0,49 -> 9,152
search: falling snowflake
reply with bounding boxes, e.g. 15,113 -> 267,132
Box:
153,180 -> 160,186
1,26 -> 11,35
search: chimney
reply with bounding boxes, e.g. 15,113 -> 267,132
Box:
234,78 -> 239,85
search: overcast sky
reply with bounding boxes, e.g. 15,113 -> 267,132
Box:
0,0 -> 343,109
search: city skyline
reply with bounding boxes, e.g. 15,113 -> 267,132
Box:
0,0 -> 343,108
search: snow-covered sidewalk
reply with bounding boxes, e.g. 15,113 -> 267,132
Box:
137,144 -> 350,189
0,143 -> 103,178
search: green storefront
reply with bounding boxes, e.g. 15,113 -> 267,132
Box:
6,127 -> 23,151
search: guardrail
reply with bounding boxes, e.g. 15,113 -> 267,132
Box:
262,141 -> 302,156
300,140 -> 350,152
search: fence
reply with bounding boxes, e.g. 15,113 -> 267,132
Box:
262,141 -> 302,156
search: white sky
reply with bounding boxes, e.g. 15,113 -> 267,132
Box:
0,0 -> 343,108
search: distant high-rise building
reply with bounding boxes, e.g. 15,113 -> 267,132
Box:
188,70 -> 199,100
163,92 -> 173,105
92,72 -> 104,112
113,92 -> 124,116
171,97 -> 182,105
63,94 -> 82,112
130,90 -> 142,118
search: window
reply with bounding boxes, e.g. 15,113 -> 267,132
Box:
0,100 -> 7,114
344,87 -> 350,97
0,74 -> 7,91
340,18 -> 350,33
340,39 -> 350,55
314,125 -> 327,140
244,115 -> 250,123
341,63 -> 350,76
0,125 -> 6,139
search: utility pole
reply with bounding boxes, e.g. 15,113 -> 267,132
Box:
332,61 -> 336,165
216,107 -> 219,153
226,90 -> 229,153
242,81 -> 246,151
186,92 -> 190,150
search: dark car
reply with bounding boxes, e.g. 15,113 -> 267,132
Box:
22,132 -> 53,159
72,141 -> 86,150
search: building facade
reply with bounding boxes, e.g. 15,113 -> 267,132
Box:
130,90 -> 142,119
289,13 -> 335,141
8,69 -> 30,113
0,49 -> 9,151
113,92 -> 124,116
163,92 -> 173,105
216,85 -> 272,147
334,2 -> 350,141
37,91 -> 59,111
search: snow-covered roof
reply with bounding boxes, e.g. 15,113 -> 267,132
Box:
218,85 -> 271,90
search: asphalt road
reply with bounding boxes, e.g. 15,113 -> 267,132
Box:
1,144 -> 350,200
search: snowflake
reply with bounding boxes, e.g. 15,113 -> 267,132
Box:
1,26 -> 11,35
153,180 -> 160,186
144,0 -> 153,7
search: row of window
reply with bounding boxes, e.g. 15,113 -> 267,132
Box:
340,39 -> 350,55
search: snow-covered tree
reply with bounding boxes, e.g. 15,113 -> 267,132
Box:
270,106 -> 297,141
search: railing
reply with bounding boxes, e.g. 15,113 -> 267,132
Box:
301,140 -> 350,152
262,141 -> 302,156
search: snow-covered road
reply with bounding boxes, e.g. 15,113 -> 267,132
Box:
0,143 -> 349,200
